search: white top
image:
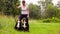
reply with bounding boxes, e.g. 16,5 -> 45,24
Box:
21,5 -> 28,14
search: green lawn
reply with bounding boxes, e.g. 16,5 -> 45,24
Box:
0,15 -> 60,34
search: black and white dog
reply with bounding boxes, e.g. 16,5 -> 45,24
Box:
15,18 -> 29,31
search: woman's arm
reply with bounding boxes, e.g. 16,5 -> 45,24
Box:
27,7 -> 29,17
16,5 -> 20,9
16,3 -> 20,9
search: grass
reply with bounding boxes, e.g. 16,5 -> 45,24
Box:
0,15 -> 60,34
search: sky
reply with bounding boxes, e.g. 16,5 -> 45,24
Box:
52,0 -> 59,5
20,0 -> 59,6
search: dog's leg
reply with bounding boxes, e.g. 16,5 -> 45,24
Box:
23,21 -> 27,28
16,21 -> 20,28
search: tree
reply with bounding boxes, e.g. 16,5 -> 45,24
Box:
57,0 -> 60,9
29,4 -> 40,19
38,0 -> 53,18
0,0 -> 21,16
45,4 -> 58,18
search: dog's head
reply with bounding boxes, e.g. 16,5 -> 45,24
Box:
21,18 -> 26,23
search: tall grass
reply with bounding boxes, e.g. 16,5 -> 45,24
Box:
0,15 -> 60,34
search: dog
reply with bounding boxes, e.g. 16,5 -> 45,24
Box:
21,18 -> 29,31
15,18 -> 29,31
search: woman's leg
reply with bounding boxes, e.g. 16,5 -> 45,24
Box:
26,17 -> 29,31
24,15 -> 29,31
19,14 -> 24,30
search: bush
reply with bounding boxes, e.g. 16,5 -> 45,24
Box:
43,17 -> 60,23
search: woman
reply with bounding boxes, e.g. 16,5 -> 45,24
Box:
15,0 -> 29,31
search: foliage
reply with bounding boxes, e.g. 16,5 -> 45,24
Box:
56,9 -> 60,19
43,17 -> 60,23
0,0 -> 21,16
29,4 -> 40,19
0,0 -> 60,19
45,4 -> 58,18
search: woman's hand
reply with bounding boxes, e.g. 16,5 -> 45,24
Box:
16,3 -> 20,9
27,15 -> 29,18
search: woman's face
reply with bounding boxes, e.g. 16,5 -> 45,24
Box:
22,1 -> 25,6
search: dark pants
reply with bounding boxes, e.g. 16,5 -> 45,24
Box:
19,14 -> 29,31
19,14 -> 28,23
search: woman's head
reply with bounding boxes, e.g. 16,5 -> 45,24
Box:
22,0 -> 26,6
